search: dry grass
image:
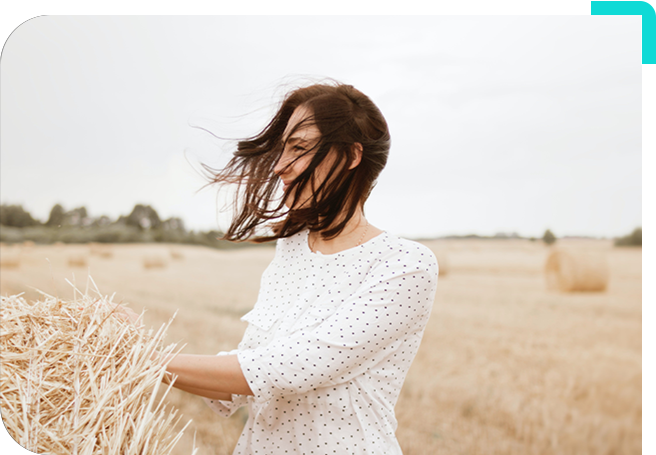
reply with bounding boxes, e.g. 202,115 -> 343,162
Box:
0,239 -> 641,455
0,287 -> 194,455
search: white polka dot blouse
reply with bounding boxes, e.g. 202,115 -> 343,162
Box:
204,229 -> 439,454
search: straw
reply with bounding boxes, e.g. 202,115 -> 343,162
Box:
0,289 -> 196,455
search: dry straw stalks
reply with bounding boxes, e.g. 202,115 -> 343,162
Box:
0,282 -> 195,455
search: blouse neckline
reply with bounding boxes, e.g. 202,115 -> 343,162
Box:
302,229 -> 388,258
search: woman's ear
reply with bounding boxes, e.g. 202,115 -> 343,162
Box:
348,143 -> 363,170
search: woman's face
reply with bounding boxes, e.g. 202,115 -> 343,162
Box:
275,105 -> 335,209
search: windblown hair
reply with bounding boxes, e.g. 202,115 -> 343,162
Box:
205,82 -> 391,242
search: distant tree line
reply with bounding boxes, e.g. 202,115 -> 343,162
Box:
0,203 -> 641,248
435,229 -> 558,244
0,203 -> 272,249
614,227 -> 641,247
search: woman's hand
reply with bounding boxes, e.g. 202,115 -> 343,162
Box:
107,303 -> 144,328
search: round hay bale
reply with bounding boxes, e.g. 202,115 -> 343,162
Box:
143,255 -> 167,269
89,243 -> 113,259
0,253 -> 21,269
170,249 -> 184,261
67,255 -> 88,268
0,293 -> 191,455
544,249 -> 609,292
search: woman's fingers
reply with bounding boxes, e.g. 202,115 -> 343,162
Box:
122,306 -> 142,325
108,303 -> 144,328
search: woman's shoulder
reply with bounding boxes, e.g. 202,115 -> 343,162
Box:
273,230 -> 308,257
368,231 -> 439,275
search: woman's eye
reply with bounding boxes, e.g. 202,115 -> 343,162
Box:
282,142 -> 307,156
289,145 -> 306,154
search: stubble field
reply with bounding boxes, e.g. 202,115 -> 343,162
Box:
0,238 -> 641,455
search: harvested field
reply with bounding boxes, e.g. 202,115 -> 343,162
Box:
0,238 -> 641,455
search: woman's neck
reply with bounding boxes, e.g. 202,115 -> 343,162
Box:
308,209 -> 383,255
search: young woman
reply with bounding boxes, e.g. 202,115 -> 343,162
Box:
159,82 -> 439,454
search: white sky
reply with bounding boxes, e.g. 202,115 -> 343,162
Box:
1,15 -> 642,238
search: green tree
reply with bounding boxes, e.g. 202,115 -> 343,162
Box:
126,204 -> 161,230
542,229 -> 556,245
615,227 -> 641,246
46,204 -> 65,227
161,217 -> 185,231
0,204 -> 40,227
64,207 -> 88,226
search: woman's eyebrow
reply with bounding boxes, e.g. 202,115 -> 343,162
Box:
284,136 -> 311,146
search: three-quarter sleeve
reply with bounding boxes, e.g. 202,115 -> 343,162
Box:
237,250 -> 438,403
202,350 -> 250,416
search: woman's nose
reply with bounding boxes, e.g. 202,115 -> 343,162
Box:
273,159 -> 283,177
274,154 -> 289,177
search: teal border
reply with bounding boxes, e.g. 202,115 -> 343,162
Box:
590,2 -> 656,225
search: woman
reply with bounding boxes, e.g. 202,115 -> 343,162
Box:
161,82 -> 439,454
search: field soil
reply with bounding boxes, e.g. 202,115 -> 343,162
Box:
0,238 -> 641,455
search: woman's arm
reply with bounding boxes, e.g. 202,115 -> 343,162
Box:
162,353 -> 254,397
111,305 -> 252,399
165,381 -> 233,401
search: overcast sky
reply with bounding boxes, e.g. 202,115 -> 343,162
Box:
1,15 -> 642,239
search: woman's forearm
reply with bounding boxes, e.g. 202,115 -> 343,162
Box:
168,381 -> 234,401
163,353 -> 253,397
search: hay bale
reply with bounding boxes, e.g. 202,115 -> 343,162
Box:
0,253 -> 21,269
0,292 -> 192,455
89,243 -> 113,259
545,249 -> 609,292
67,255 -> 88,268
170,249 -> 184,261
0,256 -> 20,269
143,255 -> 167,270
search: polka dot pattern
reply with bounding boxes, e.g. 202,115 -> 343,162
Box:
205,230 -> 438,454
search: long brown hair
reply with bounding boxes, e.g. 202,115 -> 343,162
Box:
205,81 -> 390,242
